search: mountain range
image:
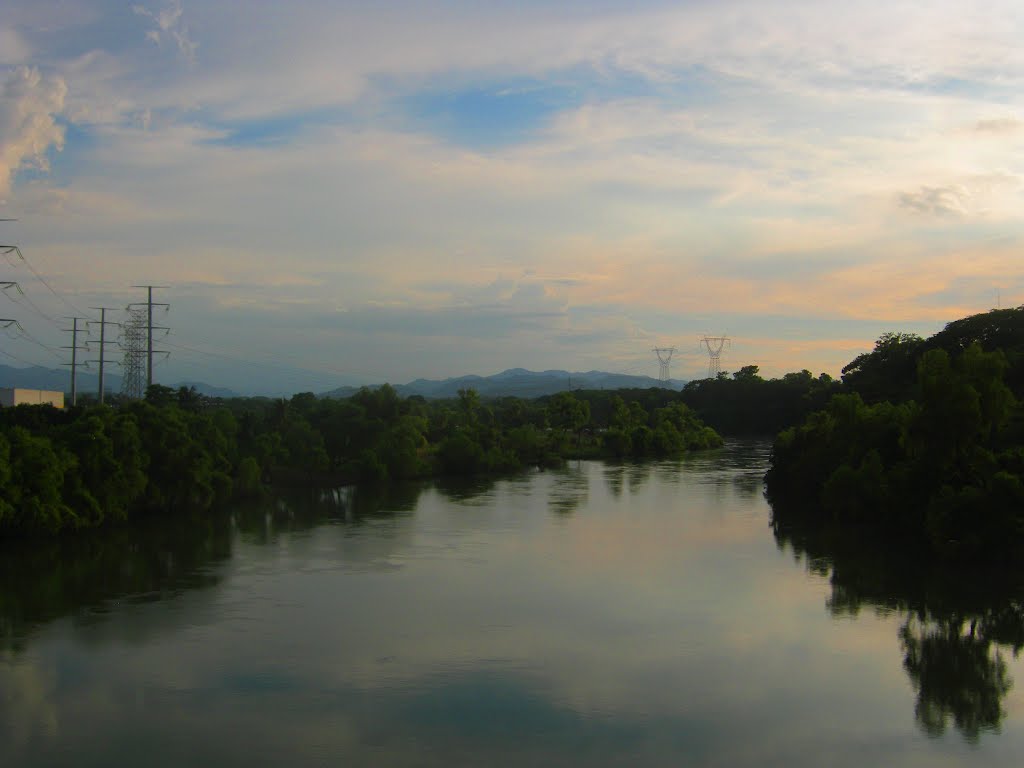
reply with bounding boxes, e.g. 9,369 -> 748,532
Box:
0,364 -> 241,399
320,368 -> 683,400
2,363 -> 682,401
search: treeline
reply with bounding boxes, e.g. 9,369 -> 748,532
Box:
0,384 -> 722,537
679,365 -> 840,435
767,307 -> 1024,562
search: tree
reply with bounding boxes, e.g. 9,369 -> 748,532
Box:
547,392 -> 590,450
842,332 -> 924,404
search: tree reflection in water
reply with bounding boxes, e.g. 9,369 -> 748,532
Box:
0,512 -> 234,655
0,482 -> 426,655
772,505 -> 1024,741
900,615 -> 1012,741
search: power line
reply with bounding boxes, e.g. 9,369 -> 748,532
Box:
1,318 -> 64,362
130,285 -> 169,389
88,307 -> 120,405
63,316 -> 90,406
1,280 -> 63,329
161,332 -> 387,383
0,244 -> 93,319
0,345 -> 45,368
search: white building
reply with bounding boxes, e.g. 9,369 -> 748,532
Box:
0,388 -> 65,409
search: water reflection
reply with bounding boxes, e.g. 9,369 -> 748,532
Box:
548,463 -> 589,515
235,482 -> 424,542
5,443 -> 1024,765
0,513 -> 233,655
772,503 -> 1024,741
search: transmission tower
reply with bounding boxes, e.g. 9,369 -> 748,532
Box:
701,336 -> 730,378
120,307 -> 148,400
652,347 -> 676,384
129,285 -> 169,389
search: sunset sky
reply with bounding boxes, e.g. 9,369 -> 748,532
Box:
2,0 -> 1022,394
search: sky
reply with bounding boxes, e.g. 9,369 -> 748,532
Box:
1,0 -> 1023,395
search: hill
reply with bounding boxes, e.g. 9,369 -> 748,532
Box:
0,363 -> 122,394
0,365 -> 240,399
321,368 -> 682,400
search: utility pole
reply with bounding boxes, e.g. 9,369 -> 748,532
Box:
62,316 -> 89,406
130,285 -> 169,389
89,308 -> 119,405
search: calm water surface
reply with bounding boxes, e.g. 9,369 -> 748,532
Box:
3,440 -> 1024,766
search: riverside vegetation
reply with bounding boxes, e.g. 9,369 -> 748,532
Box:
767,307 -> 1024,562
0,383 -> 727,537
7,305 -> 1018,545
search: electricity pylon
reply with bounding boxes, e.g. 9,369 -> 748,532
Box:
653,347 -> 676,384
129,285 -> 169,389
120,307 -> 148,400
701,336 -> 730,378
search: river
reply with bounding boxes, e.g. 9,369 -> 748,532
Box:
3,439 -> 1023,766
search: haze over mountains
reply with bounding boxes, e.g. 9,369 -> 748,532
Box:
322,369 -> 683,400
0,364 -> 240,399
1,363 -> 682,400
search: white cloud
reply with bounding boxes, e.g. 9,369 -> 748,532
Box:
4,0 -> 1024,386
0,26 -> 32,65
133,0 -> 197,64
0,66 -> 67,201
898,185 -> 969,217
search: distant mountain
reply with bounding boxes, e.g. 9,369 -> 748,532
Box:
0,363 -> 122,394
321,368 -> 683,400
2,363 -> 680,403
174,381 -> 243,399
0,365 -> 242,400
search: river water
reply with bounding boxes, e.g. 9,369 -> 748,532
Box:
3,440 -> 1024,766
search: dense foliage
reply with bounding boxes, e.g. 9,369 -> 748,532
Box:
679,365 -> 841,435
767,307 -> 1024,562
0,383 -> 722,537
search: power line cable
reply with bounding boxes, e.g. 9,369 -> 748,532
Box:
161,332 -> 386,382
0,245 -> 94,319
0,346 -> 47,367
1,282 -> 63,329
1,317 -> 64,362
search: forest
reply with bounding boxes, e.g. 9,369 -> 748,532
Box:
10,307 -> 1014,543
766,307 -> 1024,562
0,382 -> 728,537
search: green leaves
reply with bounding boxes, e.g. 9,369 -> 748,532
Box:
768,311 -> 1024,562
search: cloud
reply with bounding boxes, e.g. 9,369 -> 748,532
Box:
133,0 -> 197,64
4,1 -> 1024,388
973,117 -> 1023,134
897,185 -> 968,217
0,66 -> 67,201
0,26 -> 31,65
895,173 -> 1021,220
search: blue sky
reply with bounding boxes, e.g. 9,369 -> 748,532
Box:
1,0 -> 1023,394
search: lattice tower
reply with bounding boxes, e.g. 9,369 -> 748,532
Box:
120,307 -> 148,399
652,347 -> 676,384
701,336 -> 730,378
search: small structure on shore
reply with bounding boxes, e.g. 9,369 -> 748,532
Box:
0,388 -> 64,409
